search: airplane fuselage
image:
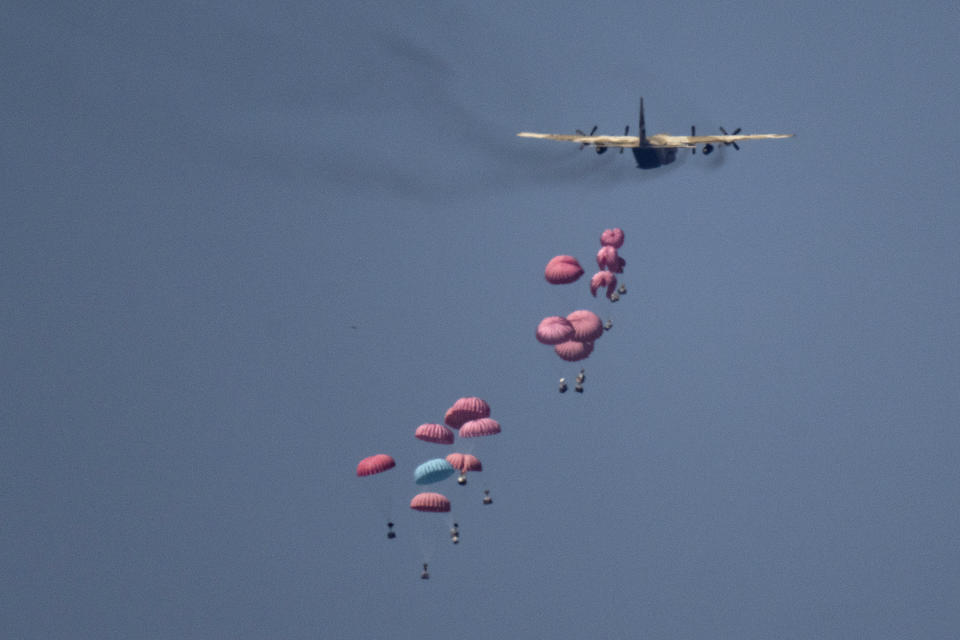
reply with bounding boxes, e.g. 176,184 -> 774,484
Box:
631,97 -> 677,169
631,146 -> 677,170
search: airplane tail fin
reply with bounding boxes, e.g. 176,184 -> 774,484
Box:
638,97 -> 648,146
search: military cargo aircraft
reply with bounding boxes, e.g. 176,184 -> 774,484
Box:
517,98 -> 793,169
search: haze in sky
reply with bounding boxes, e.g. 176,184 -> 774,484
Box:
3,2 -> 959,638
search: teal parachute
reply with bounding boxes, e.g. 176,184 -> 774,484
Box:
414,458 -> 455,485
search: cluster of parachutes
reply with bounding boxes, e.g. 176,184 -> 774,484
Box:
356,396 -> 499,557
543,227 -> 626,301
355,230 -> 629,577
536,310 -> 603,362
414,397 -> 498,484
537,228 -> 627,364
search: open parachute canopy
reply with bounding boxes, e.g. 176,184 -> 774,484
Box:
410,492 -> 451,512
554,339 -> 594,362
536,315 -> 575,345
356,454 -> 396,477
600,227 -> 625,249
596,245 -> 625,273
446,453 -> 482,473
544,255 -> 584,285
444,396 -> 491,429
567,309 -> 603,342
414,458 -> 456,485
590,271 -> 618,299
566,309 -> 604,342
460,417 -> 501,438
414,422 -> 454,445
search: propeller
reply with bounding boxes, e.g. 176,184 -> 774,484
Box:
620,125 -> 629,153
691,125 -> 696,154
719,126 -> 742,150
575,125 -> 598,150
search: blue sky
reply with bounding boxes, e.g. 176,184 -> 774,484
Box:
3,1 -> 959,638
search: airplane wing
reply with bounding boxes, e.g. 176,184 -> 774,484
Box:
516,132 -> 640,148
647,133 -> 795,148
518,131 -> 793,149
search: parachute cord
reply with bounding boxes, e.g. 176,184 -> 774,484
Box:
414,512 -> 443,565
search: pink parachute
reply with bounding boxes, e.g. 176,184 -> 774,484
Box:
415,423 -> 454,445
410,492 -> 451,512
444,397 -> 491,429
356,454 -> 396,477
536,316 -> 575,345
596,246 -> 624,273
566,310 -> 603,342
600,228 -> 624,248
596,245 -> 616,270
446,453 -> 482,473
554,339 -> 594,362
544,255 -> 584,284
590,271 -> 618,299
460,417 -> 501,438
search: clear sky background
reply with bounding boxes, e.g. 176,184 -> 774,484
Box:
3,1 -> 959,638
